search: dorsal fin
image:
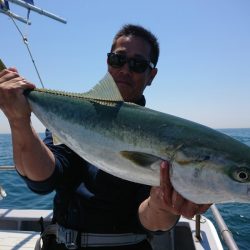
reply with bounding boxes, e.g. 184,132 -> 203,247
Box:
82,72 -> 124,101
31,72 -> 124,106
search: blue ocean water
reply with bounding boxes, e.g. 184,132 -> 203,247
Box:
0,129 -> 250,249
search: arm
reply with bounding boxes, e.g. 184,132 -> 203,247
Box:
0,68 -> 55,181
138,161 -> 211,231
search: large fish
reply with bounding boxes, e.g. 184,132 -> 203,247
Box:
23,73 -> 250,204
1,60 -> 250,204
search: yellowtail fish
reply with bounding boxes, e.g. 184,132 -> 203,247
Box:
1,59 -> 250,204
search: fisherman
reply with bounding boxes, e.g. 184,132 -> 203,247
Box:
0,24 -> 211,250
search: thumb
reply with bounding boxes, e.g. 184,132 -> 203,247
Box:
8,67 -> 19,73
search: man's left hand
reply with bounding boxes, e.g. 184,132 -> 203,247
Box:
150,161 -> 211,219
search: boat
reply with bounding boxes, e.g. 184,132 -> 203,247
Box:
0,208 -> 222,250
0,166 -> 240,250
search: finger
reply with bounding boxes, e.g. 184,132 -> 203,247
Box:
160,161 -> 168,187
0,71 -> 35,89
0,71 -> 20,83
171,190 -> 185,212
8,67 -> 18,73
161,161 -> 171,186
160,161 -> 173,205
0,69 -> 10,78
0,77 -> 24,88
150,186 -> 163,201
181,201 -> 199,219
181,202 -> 212,218
20,79 -> 36,89
161,162 -> 183,212
0,68 -> 18,77
20,81 -> 36,90
196,204 -> 212,214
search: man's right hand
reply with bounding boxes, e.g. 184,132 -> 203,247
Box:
0,67 -> 55,181
0,68 -> 35,124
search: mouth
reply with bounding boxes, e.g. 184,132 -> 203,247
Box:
116,80 -> 132,87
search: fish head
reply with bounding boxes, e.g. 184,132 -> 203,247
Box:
170,149 -> 250,204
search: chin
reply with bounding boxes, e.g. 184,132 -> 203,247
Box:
116,86 -> 131,99
121,93 -> 134,102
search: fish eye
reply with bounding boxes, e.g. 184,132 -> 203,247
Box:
233,168 -> 249,183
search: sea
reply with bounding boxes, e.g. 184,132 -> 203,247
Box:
0,129 -> 250,250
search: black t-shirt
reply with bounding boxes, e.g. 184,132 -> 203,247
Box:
22,129 -> 151,234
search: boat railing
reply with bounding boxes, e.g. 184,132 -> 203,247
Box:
0,166 -> 240,250
209,204 -> 239,250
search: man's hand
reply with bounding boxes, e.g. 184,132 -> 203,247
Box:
139,161 -> 211,231
0,67 -> 55,181
150,161 -> 211,219
0,68 -> 35,123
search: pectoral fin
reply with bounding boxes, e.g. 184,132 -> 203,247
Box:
120,151 -> 161,169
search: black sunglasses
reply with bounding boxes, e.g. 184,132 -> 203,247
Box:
107,53 -> 154,73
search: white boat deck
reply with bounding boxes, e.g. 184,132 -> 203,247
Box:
0,209 -> 52,250
0,230 -> 40,250
0,208 -> 224,250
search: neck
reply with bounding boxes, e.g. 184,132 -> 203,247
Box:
134,95 -> 146,106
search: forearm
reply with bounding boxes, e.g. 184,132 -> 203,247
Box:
138,196 -> 179,231
0,68 -> 55,181
10,117 -> 55,181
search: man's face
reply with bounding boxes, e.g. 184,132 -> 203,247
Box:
108,35 -> 157,102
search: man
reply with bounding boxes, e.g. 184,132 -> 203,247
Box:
0,24 -> 210,249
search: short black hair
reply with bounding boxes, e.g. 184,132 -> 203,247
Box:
111,24 -> 160,67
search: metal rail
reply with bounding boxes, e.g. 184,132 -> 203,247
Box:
6,0 -> 67,23
210,204 -> 239,250
0,9 -> 31,24
195,205 -> 239,249
0,166 -> 15,170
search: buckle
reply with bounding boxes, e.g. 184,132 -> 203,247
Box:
57,226 -> 78,249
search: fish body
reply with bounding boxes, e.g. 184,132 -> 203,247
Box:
25,74 -> 250,204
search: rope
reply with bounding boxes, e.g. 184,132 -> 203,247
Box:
7,11 -> 45,88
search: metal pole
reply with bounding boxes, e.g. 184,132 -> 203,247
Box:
0,166 -> 16,170
195,214 -> 201,240
6,0 -> 67,23
211,204 -> 239,250
0,9 -> 31,24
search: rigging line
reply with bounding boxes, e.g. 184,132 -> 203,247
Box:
7,12 -> 45,88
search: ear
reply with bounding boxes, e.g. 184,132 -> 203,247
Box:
147,68 -> 158,86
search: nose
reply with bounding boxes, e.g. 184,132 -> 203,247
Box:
119,61 -> 132,74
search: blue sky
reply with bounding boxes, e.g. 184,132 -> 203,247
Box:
1,0 -> 250,133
